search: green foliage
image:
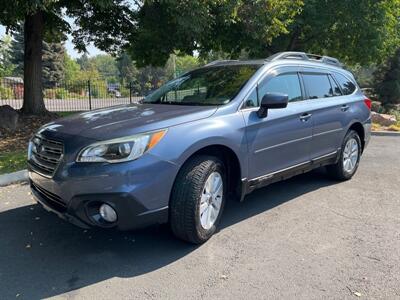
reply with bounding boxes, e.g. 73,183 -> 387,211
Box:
117,52 -> 139,85
0,35 -> 15,77
10,30 -> 24,76
165,54 -> 201,79
0,86 -> 14,99
347,64 -> 377,88
10,27 -> 66,84
0,151 -> 26,175
130,0 -> 303,67
90,80 -> 108,98
89,55 -> 119,82
270,0 -> 400,65
0,0 -> 132,50
374,48 -> 400,107
42,41 -> 65,88
64,53 -> 81,82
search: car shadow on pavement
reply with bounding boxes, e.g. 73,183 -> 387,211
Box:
0,169 -> 338,299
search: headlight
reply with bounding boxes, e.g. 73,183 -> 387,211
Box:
77,129 -> 167,163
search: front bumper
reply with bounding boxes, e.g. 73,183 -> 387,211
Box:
29,153 -> 179,230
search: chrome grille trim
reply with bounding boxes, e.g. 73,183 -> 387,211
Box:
29,135 -> 64,177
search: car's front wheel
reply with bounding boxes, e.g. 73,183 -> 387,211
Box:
327,130 -> 362,180
170,155 -> 226,244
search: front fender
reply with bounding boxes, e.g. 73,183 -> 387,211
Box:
149,112 -> 249,179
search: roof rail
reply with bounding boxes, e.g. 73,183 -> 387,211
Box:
204,59 -> 239,67
268,51 -> 343,68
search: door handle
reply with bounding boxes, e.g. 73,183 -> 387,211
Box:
300,113 -> 312,122
341,104 -> 350,112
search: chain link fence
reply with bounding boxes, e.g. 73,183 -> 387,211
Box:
0,77 -> 144,112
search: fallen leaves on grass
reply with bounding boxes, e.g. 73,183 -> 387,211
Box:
0,114 -> 58,154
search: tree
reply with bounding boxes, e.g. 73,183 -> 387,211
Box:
117,52 -> 139,85
90,55 -> 119,82
76,54 -> 91,71
64,53 -> 81,83
10,27 -> 66,87
269,0 -> 400,65
0,0 -> 133,114
42,42 -> 65,88
0,35 -> 14,77
129,0 -> 303,67
165,54 -> 200,79
9,30 -> 24,76
374,48 -> 400,107
128,0 -> 400,67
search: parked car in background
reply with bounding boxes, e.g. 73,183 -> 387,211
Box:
107,83 -> 121,98
28,52 -> 371,244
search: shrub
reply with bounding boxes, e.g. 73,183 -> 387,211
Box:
120,85 -> 130,97
90,80 -> 107,98
0,86 -> 14,99
373,48 -> 400,107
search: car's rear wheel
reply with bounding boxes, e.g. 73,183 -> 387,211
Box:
170,155 -> 226,244
327,130 -> 361,180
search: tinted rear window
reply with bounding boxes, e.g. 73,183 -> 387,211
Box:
334,73 -> 356,95
302,74 -> 333,99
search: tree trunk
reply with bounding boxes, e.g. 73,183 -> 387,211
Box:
287,27 -> 301,51
21,11 -> 46,115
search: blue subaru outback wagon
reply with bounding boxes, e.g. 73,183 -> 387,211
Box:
28,52 -> 371,244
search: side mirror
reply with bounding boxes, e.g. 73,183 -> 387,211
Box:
257,92 -> 289,118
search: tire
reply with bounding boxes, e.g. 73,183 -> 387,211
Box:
170,155 -> 226,244
327,130 -> 362,181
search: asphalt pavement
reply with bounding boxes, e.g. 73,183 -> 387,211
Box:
0,136 -> 399,299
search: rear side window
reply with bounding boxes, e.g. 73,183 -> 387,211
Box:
302,73 -> 333,99
258,73 -> 302,102
334,73 -> 356,95
328,75 -> 342,96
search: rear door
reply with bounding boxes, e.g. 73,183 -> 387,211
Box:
242,67 -> 313,180
300,69 -> 345,159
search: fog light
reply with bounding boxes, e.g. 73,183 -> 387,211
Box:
99,204 -> 117,223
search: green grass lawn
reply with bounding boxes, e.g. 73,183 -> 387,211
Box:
56,111 -> 82,118
0,151 -> 27,175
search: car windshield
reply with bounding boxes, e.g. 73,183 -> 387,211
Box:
143,64 -> 261,106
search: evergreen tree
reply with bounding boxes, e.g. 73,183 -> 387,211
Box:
374,48 -> 400,107
42,41 -> 65,88
10,30 -> 24,76
0,35 -> 15,77
76,54 -> 91,71
116,52 -> 138,85
10,28 -> 65,87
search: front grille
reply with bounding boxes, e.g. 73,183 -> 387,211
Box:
31,181 -> 67,213
28,135 -> 64,177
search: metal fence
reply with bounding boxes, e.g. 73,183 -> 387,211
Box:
0,77 -> 143,112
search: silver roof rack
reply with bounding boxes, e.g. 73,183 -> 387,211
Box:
268,51 -> 343,68
204,60 -> 239,67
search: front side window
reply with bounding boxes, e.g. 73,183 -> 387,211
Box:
302,74 -> 333,99
144,65 -> 260,106
334,72 -> 356,95
258,73 -> 302,103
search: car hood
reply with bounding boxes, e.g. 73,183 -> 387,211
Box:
40,104 -> 218,141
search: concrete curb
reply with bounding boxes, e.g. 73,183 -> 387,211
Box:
0,170 -> 28,187
371,131 -> 400,137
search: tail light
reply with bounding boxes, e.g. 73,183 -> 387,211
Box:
363,97 -> 372,110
